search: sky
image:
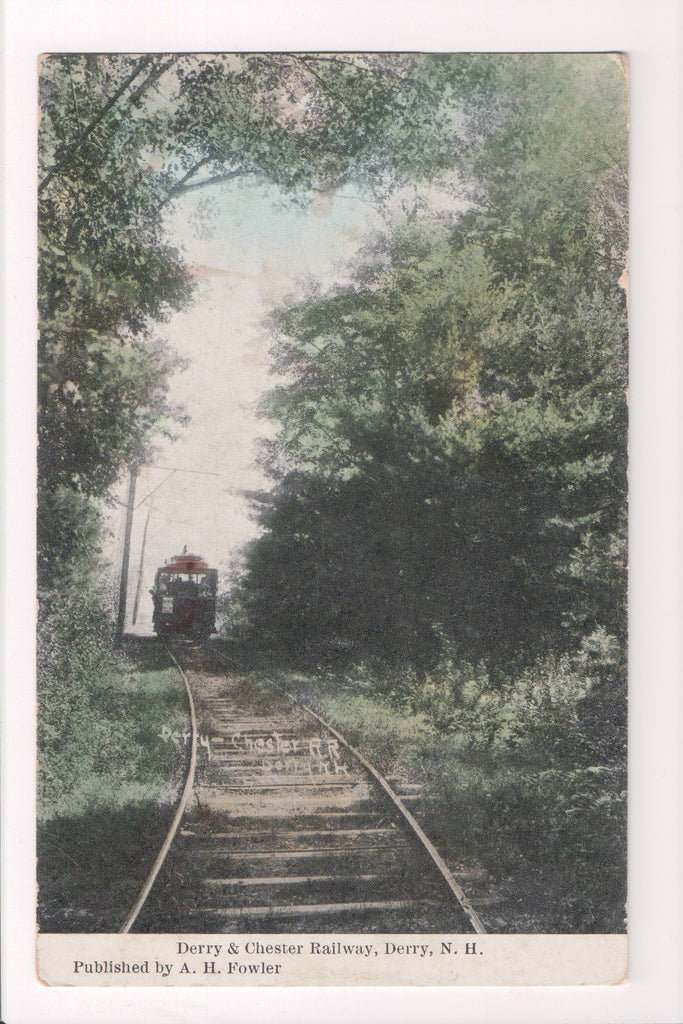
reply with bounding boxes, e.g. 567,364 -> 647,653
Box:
115,176 -> 384,630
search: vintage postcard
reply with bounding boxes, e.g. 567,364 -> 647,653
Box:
31,50 -> 632,989
3,0 -> 683,1016
32,50 -> 631,989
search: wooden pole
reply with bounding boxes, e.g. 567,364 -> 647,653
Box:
115,466 -> 138,646
132,497 -> 153,625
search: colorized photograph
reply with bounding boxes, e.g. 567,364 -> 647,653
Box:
36,53 -> 628,944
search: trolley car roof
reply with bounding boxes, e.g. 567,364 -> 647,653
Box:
159,553 -> 210,573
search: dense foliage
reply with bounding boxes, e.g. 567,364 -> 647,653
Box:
237,55 -> 628,680
37,585 -> 186,819
37,52 -> 475,585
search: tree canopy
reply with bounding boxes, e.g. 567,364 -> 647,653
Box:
234,54 -> 628,670
38,51 -> 485,585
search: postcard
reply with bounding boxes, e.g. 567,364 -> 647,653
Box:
30,50 -> 634,990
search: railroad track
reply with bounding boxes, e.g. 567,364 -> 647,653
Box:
124,641 -> 485,935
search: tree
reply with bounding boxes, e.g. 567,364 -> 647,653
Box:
39,56 -> 191,583
237,54 -> 628,667
37,52 -> 475,585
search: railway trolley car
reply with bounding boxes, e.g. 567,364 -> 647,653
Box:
151,549 -> 218,640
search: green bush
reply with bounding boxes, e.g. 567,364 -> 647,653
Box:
422,758 -> 626,932
385,637 -> 625,766
37,584 -> 186,821
448,656 -> 591,759
38,586 -> 119,813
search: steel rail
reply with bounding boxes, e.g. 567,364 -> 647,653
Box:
210,645 -> 486,934
119,645 -> 198,933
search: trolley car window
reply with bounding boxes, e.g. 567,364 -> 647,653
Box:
156,572 -> 215,595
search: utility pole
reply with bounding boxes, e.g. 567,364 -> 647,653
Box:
132,497 -> 153,625
115,465 -> 138,647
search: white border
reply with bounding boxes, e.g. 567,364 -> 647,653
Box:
3,1 -> 683,1021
